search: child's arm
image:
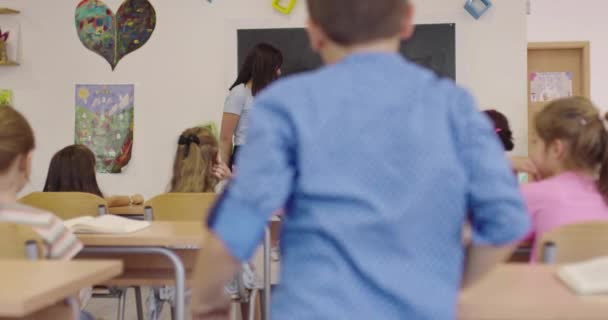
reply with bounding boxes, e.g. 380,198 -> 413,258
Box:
453,90 -> 531,288
220,113 -> 239,165
191,233 -> 239,319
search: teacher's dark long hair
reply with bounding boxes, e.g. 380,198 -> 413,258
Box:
231,43 -> 283,96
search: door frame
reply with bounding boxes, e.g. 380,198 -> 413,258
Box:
528,41 -> 591,98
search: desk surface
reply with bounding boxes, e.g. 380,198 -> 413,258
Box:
0,260 -> 122,317
77,221 -> 206,247
459,264 -> 608,319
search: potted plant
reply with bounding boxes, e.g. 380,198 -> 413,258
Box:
0,28 -> 9,64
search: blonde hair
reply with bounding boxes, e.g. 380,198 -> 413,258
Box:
535,97 -> 608,200
170,126 -> 219,193
0,106 -> 35,173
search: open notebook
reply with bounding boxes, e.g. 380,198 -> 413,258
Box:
558,257 -> 608,295
64,215 -> 150,234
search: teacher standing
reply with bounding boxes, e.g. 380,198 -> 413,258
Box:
220,43 -> 283,168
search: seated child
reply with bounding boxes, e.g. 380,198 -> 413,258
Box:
484,109 -> 538,181
523,97 -> 608,261
43,144 -> 143,207
484,109 -> 514,151
149,125 -> 243,320
0,106 -> 90,318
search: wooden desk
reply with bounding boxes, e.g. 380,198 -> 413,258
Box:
77,221 -> 205,247
76,222 -> 206,320
459,264 -> 608,319
108,205 -> 144,217
0,260 -> 122,319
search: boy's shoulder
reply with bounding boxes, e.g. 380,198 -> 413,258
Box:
264,56 -> 466,100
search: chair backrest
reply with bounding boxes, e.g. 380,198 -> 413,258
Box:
536,221 -> 608,263
144,193 -> 217,221
19,192 -> 107,220
0,222 -> 43,259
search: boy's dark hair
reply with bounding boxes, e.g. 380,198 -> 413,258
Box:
307,0 -> 408,45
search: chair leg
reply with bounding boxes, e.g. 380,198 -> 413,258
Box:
249,289 -> 260,320
170,305 -> 176,320
231,302 -> 239,320
117,289 -> 127,320
134,286 -> 144,320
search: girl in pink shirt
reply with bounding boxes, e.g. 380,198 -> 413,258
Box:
523,97 -> 608,261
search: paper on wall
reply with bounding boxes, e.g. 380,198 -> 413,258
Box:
530,72 -> 573,103
75,84 -> 134,174
0,89 -> 12,105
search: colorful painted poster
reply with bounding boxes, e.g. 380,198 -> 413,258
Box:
0,23 -> 20,63
530,72 -> 573,102
75,0 -> 156,70
0,89 -> 12,105
75,85 -> 134,174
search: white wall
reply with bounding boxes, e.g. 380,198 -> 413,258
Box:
0,0 -> 527,198
528,0 -> 608,112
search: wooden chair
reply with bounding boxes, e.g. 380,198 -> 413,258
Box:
0,222 -> 43,259
536,221 -> 608,263
0,223 -> 78,320
144,193 -> 217,221
19,192 -> 107,220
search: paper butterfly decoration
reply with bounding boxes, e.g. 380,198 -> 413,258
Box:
272,0 -> 296,14
75,0 -> 156,70
0,28 -> 9,42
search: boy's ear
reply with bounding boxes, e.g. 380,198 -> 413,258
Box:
400,3 -> 416,40
306,18 -> 326,52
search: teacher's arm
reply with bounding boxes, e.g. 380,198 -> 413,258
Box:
220,113 -> 239,166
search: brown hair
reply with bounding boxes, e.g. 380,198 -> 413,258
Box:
307,0 -> 408,45
0,106 -> 35,173
535,97 -> 608,200
170,126 -> 219,193
43,144 -> 104,198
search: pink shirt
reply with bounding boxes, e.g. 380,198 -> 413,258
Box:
522,172 -> 608,261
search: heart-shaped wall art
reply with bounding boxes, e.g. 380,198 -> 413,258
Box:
75,0 -> 156,70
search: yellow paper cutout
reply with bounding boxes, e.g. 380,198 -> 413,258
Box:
272,0 -> 296,14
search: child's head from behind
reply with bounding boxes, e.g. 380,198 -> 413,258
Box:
43,144 -> 103,198
484,110 -> 514,151
531,97 -> 608,182
170,126 -> 219,193
0,106 -> 35,195
306,0 -> 413,57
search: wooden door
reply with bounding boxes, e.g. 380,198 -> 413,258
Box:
527,42 -> 590,154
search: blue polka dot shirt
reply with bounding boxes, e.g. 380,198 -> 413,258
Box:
210,52 -> 530,320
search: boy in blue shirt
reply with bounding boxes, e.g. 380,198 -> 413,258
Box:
192,1 -> 530,319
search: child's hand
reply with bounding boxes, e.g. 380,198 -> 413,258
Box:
511,157 -> 539,180
212,162 -> 232,180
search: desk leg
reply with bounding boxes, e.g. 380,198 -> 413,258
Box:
263,228 -> 271,320
81,247 -> 187,320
